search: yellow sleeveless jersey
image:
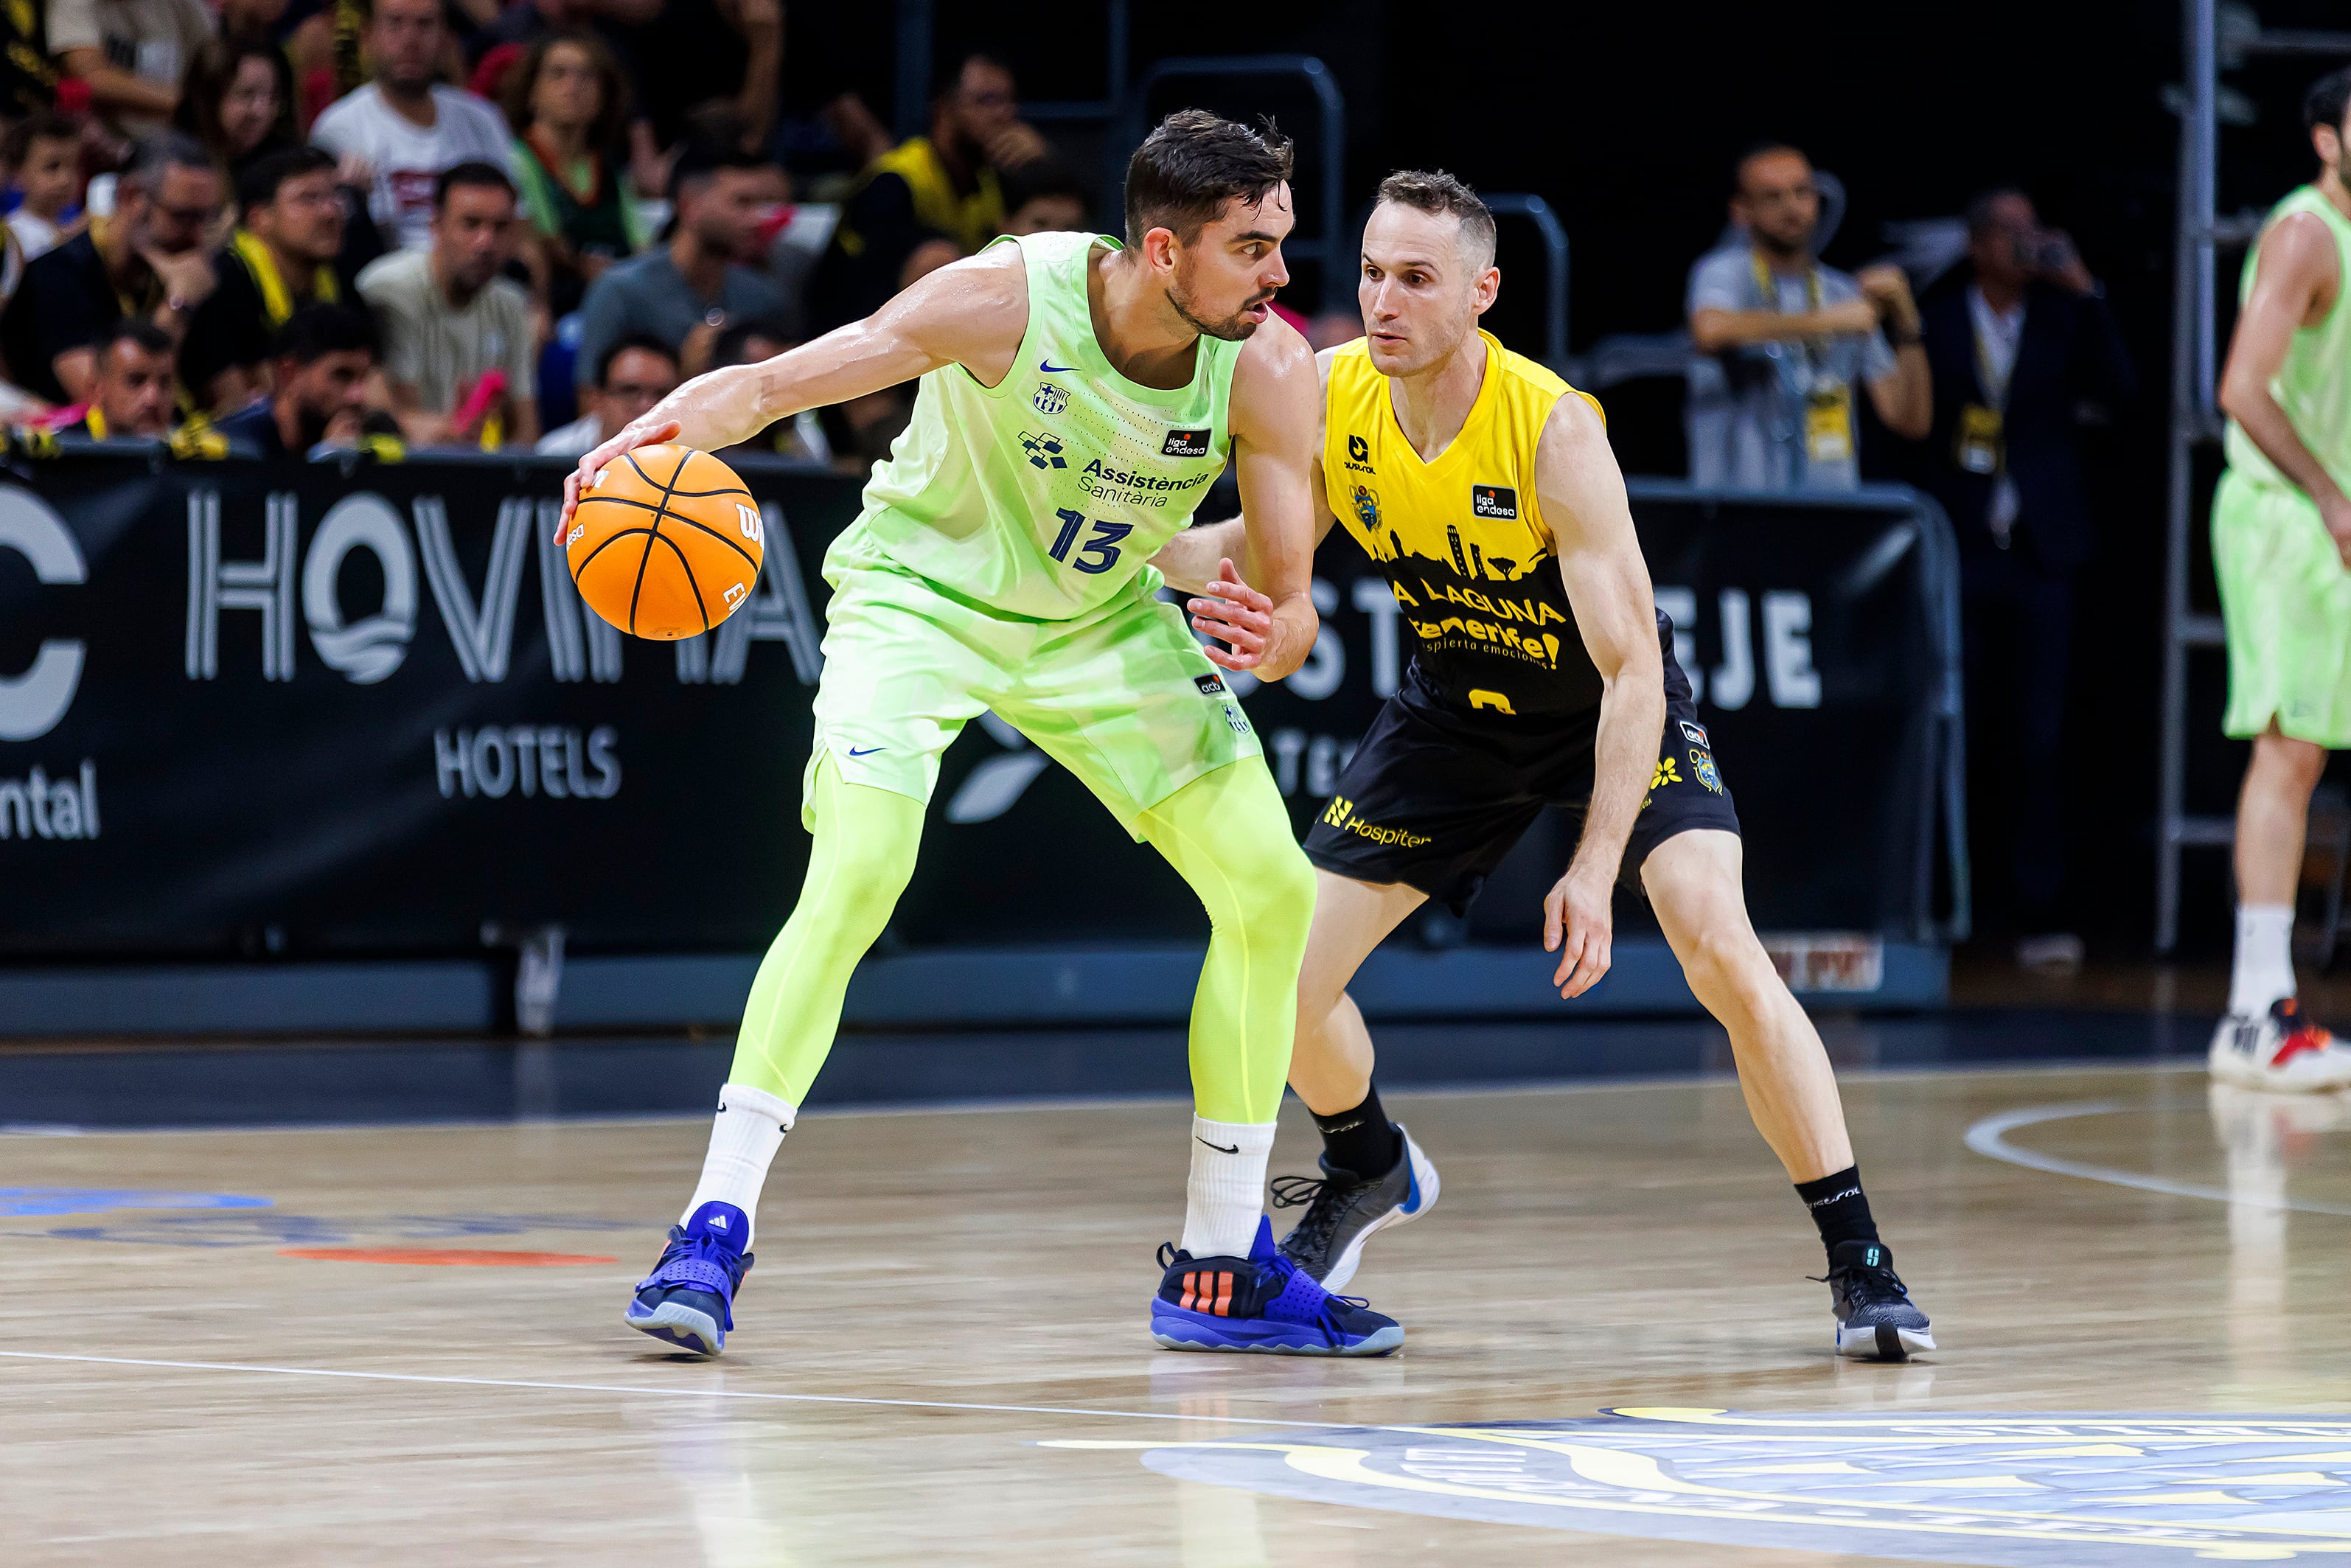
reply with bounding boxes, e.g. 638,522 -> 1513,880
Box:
1324,330 -> 1609,719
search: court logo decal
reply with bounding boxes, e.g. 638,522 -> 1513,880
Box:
1052,1408 -> 2351,1565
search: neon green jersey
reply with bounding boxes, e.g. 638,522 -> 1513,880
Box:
2225,185 -> 2351,497
843,230 -> 1241,619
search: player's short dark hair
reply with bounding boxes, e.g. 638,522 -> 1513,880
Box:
1123,109 -> 1294,246
1,111 -> 77,167
1375,169 -> 1497,271
433,160 -> 514,211
274,303 -> 377,366
237,144 -> 337,214
1732,140 -> 1808,195
595,331 -> 680,386
98,316 -> 175,360
2305,66 -> 2351,138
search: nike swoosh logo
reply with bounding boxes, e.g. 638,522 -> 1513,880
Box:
1039,359 -> 1078,373
1196,1137 -> 1241,1154
846,745 -> 884,756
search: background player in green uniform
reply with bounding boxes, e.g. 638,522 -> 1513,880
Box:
560,111 -> 1402,1357
2208,67 -> 2351,1093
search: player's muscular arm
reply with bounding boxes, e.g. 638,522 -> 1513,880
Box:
1537,393 -> 1666,1000
2219,212 -> 2351,556
1197,321 -> 1324,680
561,246 -> 1028,523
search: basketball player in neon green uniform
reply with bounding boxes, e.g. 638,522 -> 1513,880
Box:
560,112 -> 1402,1356
2209,67 -> 2351,1093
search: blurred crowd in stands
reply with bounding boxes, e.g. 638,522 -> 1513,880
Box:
0,0 -> 1078,462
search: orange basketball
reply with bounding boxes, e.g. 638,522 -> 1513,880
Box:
565,444 -> 764,640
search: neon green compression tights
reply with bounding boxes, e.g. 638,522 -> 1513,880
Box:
728,753 -> 1315,1123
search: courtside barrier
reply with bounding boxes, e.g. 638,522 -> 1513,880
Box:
0,445 -> 1961,1029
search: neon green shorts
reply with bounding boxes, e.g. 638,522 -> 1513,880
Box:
806,526 -> 1262,835
2214,468 -> 2351,748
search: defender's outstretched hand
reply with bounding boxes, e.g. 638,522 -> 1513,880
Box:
559,417 -> 683,539
1188,557 -> 1275,672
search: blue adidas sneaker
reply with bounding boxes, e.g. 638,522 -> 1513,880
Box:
623,1201 -> 753,1355
1151,1216 -> 1403,1356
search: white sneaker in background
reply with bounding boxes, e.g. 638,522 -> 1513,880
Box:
2209,997 -> 2351,1093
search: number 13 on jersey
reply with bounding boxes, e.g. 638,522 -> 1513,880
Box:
1048,508 -> 1133,576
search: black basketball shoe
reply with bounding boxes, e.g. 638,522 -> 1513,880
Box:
1270,1123 -> 1440,1289
1818,1239 -> 1934,1361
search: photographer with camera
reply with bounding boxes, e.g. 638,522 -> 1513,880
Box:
1918,186 -> 2134,972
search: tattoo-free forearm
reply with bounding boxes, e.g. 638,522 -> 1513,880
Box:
1571,670 -> 1666,882
2229,389 -> 2347,506
1255,593 -> 1317,682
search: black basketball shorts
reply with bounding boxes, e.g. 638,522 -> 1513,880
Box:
1303,667 -> 1742,915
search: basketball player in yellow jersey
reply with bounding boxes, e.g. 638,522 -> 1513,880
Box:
1154,171 -> 1934,1360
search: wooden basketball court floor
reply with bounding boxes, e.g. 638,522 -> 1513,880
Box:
8,1059 -> 2351,1567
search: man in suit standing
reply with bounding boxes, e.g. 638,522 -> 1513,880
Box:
1918,188 -> 2134,970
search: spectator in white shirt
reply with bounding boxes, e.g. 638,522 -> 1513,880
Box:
310,0 -> 512,252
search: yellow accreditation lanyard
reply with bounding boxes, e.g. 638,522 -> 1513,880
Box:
1957,298 -> 2011,480
1752,248 -> 1852,466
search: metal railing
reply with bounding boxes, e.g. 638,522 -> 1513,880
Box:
2156,1 -> 2351,951
1483,193 -> 1570,370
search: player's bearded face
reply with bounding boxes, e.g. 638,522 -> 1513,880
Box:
1167,248 -> 1277,342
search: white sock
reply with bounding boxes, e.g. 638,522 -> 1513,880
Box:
2229,904 -> 2297,1017
679,1083 -> 794,1241
1179,1115 -> 1275,1260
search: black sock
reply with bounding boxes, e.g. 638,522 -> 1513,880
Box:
1795,1165 -> 1879,1254
1312,1083 -> 1401,1179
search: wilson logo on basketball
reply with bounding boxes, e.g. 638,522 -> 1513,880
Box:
1471,484 -> 1519,520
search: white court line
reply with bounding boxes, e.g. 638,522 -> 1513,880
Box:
1963,1099 -> 2351,1216
0,1349 -> 1373,1430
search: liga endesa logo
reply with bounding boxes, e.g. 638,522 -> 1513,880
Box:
1053,1409 -> 2351,1564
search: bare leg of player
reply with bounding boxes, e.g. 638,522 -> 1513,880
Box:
1643,826 -> 1931,1358
2209,725 -> 2351,1089
1289,872 -> 1426,1116
1638,829 -> 1851,1183
1272,871 -> 1441,1289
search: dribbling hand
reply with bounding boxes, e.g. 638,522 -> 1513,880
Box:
1543,863 -> 1615,1000
1187,557 -> 1275,672
558,417 -> 682,541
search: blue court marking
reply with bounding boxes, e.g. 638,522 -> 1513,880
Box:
0,1187 -> 274,1217
1053,1408 -> 2351,1565
0,1210 -> 640,1248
